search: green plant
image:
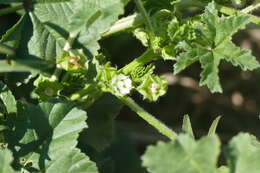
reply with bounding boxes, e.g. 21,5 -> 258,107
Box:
0,0 -> 260,172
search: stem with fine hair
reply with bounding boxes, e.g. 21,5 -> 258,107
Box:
119,96 -> 177,140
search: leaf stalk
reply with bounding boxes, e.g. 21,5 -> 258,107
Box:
119,96 -> 177,140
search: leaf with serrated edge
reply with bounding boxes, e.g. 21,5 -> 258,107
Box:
3,100 -> 87,171
173,2 -> 260,93
142,134 -> 220,173
31,0 -> 129,57
45,149 -> 98,173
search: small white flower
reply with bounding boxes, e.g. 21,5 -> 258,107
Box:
111,74 -> 133,96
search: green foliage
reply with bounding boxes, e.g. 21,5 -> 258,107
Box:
142,132 -> 260,173
142,134 -> 221,173
0,99 -> 97,172
0,81 -> 17,115
0,0 -> 260,172
80,94 -> 123,152
0,149 -> 18,173
174,2 -> 260,92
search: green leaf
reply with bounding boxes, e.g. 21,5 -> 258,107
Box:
214,41 -> 260,71
174,2 -> 260,93
3,100 -> 88,171
31,0 -> 129,57
208,116 -> 221,136
0,149 -> 18,173
199,51 -> 222,93
217,166 -> 230,173
181,114 -> 194,139
0,14 -> 26,49
142,134 -> 220,173
28,12 -> 64,62
80,94 -> 123,151
45,149 -> 98,173
0,81 -> 17,114
0,14 -> 55,74
68,1 -> 102,37
226,133 -> 260,173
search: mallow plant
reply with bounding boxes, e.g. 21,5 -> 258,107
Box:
0,0 -> 260,172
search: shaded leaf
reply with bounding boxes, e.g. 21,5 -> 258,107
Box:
0,81 -> 17,114
3,100 -> 87,171
80,94 -> 123,152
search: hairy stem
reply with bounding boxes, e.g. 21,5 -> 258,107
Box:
0,5 -> 23,16
121,49 -> 159,75
216,4 -> 260,24
241,2 -> 260,13
135,0 -> 154,35
119,96 -> 177,140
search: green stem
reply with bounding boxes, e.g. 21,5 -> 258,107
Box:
134,0 -> 154,35
119,96 -> 177,140
0,43 -> 15,56
102,14 -> 143,38
241,3 -> 260,13
121,49 -> 158,75
0,5 -> 23,16
216,4 -> 260,25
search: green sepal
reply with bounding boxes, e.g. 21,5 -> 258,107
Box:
33,75 -> 63,101
137,75 -> 168,101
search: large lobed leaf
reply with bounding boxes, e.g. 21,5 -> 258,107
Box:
174,2 -> 260,93
2,99 -> 97,172
142,134 -> 220,173
30,0 -> 129,57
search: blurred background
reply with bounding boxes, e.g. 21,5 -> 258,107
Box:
1,0 -> 260,172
